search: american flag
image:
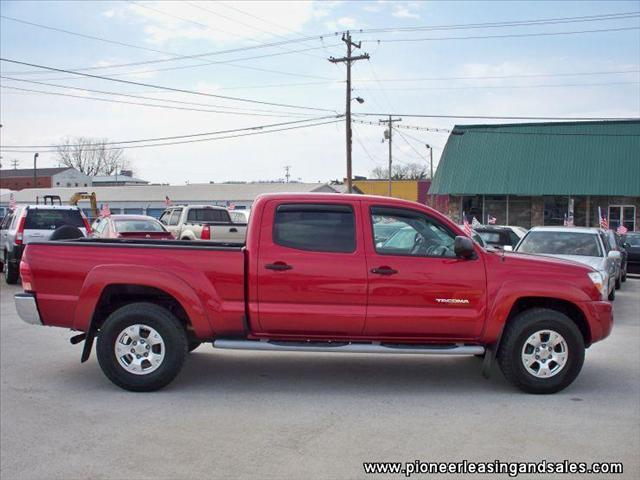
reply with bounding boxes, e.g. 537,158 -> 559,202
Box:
100,203 -> 111,217
487,214 -> 497,225
164,195 -> 172,206
8,193 -> 16,210
600,212 -> 608,230
617,225 -> 628,235
462,212 -> 473,237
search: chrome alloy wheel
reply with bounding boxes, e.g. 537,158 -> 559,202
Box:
521,330 -> 568,378
115,324 -> 165,375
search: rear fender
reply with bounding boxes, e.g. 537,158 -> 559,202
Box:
72,265 -> 213,338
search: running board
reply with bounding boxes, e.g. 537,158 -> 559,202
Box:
212,339 -> 485,356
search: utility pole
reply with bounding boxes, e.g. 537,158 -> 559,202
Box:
425,144 -> 433,179
33,153 -> 39,188
284,165 -> 291,183
11,159 -> 20,169
328,32 -> 369,193
379,116 -> 402,196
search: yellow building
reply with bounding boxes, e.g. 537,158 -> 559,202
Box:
353,179 -> 428,203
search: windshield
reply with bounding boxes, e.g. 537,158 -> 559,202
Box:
187,208 -> 230,223
517,231 -> 602,257
24,209 -> 84,230
478,231 -> 502,244
114,219 -> 165,232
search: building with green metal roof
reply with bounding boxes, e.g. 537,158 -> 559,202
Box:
428,120 -> 640,230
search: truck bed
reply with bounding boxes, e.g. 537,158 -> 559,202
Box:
23,238 -> 247,338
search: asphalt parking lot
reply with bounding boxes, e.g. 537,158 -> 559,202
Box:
1,279 -> 639,480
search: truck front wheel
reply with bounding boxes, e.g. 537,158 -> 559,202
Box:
497,308 -> 585,394
4,251 -> 19,285
96,303 -> 188,392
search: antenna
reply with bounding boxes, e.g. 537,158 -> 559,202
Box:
284,165 -> 291,183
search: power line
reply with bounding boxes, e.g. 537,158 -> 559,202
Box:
357,81 -> 640,92
1,116 -> 341,149
0,85 -> 317,118
357,11 -> 640,34
0,119 -> 343,153
0,76 -> 319,117
183,1 -> 326,60
0,58 -> 338,113
355,113 -> 636,120
363,25 -> 639,43
353,119 -> 451,133
0,15 -> 340,80
355,69 -> 640,84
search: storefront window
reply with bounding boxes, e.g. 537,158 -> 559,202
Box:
543,196 -> 569,226
507,196 -> 531,228
461,195 -> 483,223
609,205 -> 636,231
484,196 -> 507,225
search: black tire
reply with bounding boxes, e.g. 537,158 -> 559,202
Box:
188,341 -> 202,352
497,308 -> 585,394
608,288 -> 615,301
96,302 -> 188,392
615,273 -> 621,290
4,251 -> 19,285
622,267 -> 627,283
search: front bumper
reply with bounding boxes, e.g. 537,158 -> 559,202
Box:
14,293 -> 42,326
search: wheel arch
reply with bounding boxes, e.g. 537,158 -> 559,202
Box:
503,297 -> 591,347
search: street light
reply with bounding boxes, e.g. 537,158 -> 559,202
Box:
353,97 -> 365,104
33,153 -> 39,188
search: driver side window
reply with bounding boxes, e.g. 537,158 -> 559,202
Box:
371,207 -> 456,258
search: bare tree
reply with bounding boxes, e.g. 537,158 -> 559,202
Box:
370,162 -> 428,180
56,137 -> 130,176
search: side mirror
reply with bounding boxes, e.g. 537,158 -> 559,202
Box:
503,245 -> 513,252
454,235 -> 476,259
608,250 -> 621,260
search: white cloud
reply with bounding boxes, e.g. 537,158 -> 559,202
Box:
392,5 -> 420,19
325,16 -> 360,32
125,1 -> 321,46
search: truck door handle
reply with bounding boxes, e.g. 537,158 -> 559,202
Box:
371,266 -> 398,275
229,227 -> 238,232
265,262 -> 293,271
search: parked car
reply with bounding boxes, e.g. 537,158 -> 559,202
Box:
91,215 -> 173,240
2,205 -> 90,284
15,194 -> 613,394
474,225 -> 526,250
515,226 -> 619,301
159,205 -> 246,242
602,229 -> 628,285
456,226 -> 488,248
624,232 -> 640,274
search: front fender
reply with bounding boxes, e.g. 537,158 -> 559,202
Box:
72,264 -> 213,338
481,279 -> 593,344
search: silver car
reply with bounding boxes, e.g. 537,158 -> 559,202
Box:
1,205 -> 88,284
514,226 -> 620,301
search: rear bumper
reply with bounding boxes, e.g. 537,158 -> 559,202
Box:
14,293 -> 43,326
583,300 -> 613,344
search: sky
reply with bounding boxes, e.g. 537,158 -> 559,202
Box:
1,0 -> 639,185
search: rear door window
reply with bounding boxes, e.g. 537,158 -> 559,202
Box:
24,209 -> 84,230
187,208 -> 231,223
273,204 -> 356,253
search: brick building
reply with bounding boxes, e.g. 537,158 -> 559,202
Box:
0,167 -> 92,191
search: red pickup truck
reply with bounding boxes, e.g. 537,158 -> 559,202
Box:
14,193 -> 613,394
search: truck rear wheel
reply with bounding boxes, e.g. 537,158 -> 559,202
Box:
497,308 -> 584,394
96,303 -> 188,392
4,251 -> 19,285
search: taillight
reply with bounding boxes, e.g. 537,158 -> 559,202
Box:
201,225 -> 211,240
14,214 -> 26,245
20,260 -> 33,292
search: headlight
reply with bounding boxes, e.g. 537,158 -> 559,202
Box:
588,271 -> 606,300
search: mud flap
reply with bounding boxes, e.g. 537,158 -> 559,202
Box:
80,321 -> 98,363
